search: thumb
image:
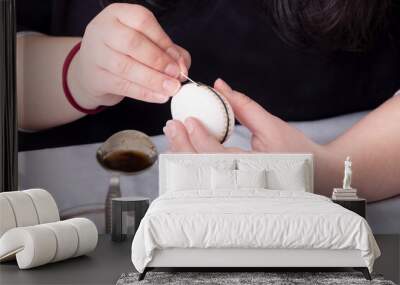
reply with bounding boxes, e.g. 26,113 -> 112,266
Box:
214,78 -> 273,134
184,117 -> 226,153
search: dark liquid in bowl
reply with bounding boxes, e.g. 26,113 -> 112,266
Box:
97,150 -> 156,173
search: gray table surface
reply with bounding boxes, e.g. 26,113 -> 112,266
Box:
1,235 -> 399,285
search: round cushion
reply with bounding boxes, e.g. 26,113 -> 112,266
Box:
0,218 -> 98,269
24,189 -> 59,224
0,196 -> 17,237
0,226 -> 57,269
65,218 -> 98,257
1,192 -> 39,227
43,221 -> 79,262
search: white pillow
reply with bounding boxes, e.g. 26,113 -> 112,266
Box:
238,159 -> 309,192
236,169 -> 267,189
167,163 -> 210,191
211,168 -> 236,190
266,165 -> 307,191
167,160 -> 235,191
211,169 -> 268,190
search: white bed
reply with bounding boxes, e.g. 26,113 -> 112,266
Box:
131,153 -> 380,280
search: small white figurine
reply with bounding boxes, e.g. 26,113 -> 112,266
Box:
342,156 -> 352,189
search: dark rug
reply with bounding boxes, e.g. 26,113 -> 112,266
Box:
117,272 -> 396,285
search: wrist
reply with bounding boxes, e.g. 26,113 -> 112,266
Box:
67,50 -> 101,110
63,42 -> 105,114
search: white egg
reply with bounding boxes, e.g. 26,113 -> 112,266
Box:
171,83 -> 235,143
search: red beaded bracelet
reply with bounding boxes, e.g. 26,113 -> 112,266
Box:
62,42 -> 106,115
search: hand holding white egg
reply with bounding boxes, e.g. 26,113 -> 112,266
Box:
170,78 -> 235,143
165,77 -> 318,156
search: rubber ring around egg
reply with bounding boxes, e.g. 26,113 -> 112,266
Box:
171,83 -> 235,143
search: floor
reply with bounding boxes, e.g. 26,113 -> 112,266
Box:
373,235 -> 400,284
0,236 -> 133,285
0,235 -> 398,285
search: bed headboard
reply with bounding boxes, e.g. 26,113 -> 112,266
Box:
159,153 -> 314,195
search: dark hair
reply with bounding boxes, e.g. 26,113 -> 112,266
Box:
264,0 -> 392,52
101,0 -> 392,52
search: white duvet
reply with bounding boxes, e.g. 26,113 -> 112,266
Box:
131,190 -> 380,273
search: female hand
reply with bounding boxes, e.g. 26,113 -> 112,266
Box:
163,79 -> 322,155
68,3 -> 191,109
163,79 -> 400,202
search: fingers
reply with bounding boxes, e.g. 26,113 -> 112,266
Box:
95,68 -> 170,104
97,44 -> 180,97
174,45 -> 191,69
80,3 -> 192,106
163,120 -> 196,153
104,19 -> 182,78
173,45 -> 191,79
106,4 -> 174,50
183,118 -> 226,152
163,118 -> 224,153
214,78 -> 273,135
164,118 -> 247,154
107,4 -> 191,76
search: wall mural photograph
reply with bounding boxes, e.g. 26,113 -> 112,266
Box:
1,0 -> 400,284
